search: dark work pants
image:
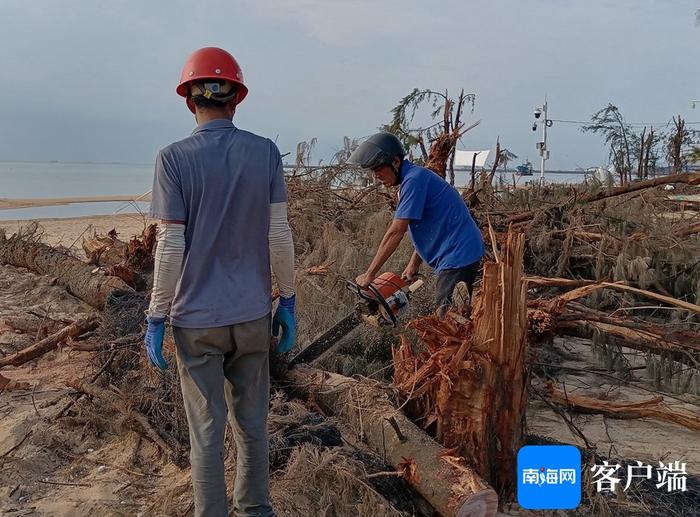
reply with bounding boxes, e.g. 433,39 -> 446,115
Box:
435,260 -> 481,313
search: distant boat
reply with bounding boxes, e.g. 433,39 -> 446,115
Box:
515,161 -> 534,176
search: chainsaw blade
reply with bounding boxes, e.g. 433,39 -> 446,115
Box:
288,312 -> 360,367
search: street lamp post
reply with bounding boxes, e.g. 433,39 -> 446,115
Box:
532,97 -> 552,183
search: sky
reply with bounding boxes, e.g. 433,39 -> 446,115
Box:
0,0 -> 698,170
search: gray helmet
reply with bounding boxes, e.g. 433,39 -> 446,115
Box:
347,132 -> 405,169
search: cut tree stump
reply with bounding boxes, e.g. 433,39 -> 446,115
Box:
276,364 -> 498,517
82,230 -> 125,266
394,229 -> 529,499
0,233 -> 132,309
0,315 -> 99,369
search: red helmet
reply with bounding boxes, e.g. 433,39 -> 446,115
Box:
176,47 -> 248,104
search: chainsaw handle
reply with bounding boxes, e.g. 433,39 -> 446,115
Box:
408,279 -> 424,293
346,279 -> 376,303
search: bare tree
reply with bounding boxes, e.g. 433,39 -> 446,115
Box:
295,138 -> 318,169
666,116 -> 698,173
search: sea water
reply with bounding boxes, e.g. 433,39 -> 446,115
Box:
0,161 -> 153,220
0,161 -> 153,199
0,161 -> 592,220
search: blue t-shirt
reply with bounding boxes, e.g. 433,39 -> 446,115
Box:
394,161 -> 484,272
150,119 -> 287,328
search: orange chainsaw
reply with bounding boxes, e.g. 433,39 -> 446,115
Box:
288,272 -> 423,367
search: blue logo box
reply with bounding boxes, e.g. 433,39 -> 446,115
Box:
517,445 -> 581,510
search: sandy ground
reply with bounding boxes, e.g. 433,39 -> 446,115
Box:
0,264 -> 161,517
0,195 -> 151,211
0,213 -> 152,250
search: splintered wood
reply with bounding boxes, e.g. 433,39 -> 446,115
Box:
82,224 -> 157,272
305,259 -> 336,276
82,224 -> 157,288
82,229 -> 123,266
393,229 -> 528,498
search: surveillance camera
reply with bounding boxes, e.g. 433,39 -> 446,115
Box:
532,123 -> 537,132
534,108 -> 542,119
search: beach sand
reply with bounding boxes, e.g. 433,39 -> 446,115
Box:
0,212 -> 151,249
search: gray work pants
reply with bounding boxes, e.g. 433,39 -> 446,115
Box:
173,314 -> 274,517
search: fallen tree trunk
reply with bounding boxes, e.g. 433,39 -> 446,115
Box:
508,172 -> 700,224
525,276 -> 598,289
0,315 -> 99,369
546,384 -> 700,433
556,319 -> 700,368
539,280 -> 700,318
600,282 -> 700,315
578,172 -> 700,204
0,233 -> 132,309
277,365 -> 498,517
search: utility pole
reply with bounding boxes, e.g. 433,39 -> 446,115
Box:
540,99 -> 548,182
532,97 -> 552,183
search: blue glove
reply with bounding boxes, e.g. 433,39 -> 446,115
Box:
273,295 -> 296,353
278,294 -> 296,318
144,316 -> 167,370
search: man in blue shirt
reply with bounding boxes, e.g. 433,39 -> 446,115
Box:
350,132 -> 484,313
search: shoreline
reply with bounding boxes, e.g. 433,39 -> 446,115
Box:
0,194 -> 151,210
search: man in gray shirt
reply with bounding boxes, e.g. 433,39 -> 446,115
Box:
144,47 -> 295,517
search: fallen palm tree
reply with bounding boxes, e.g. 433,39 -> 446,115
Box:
0,226 -> 132,309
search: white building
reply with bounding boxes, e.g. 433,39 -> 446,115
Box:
452,149 -> 491,188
